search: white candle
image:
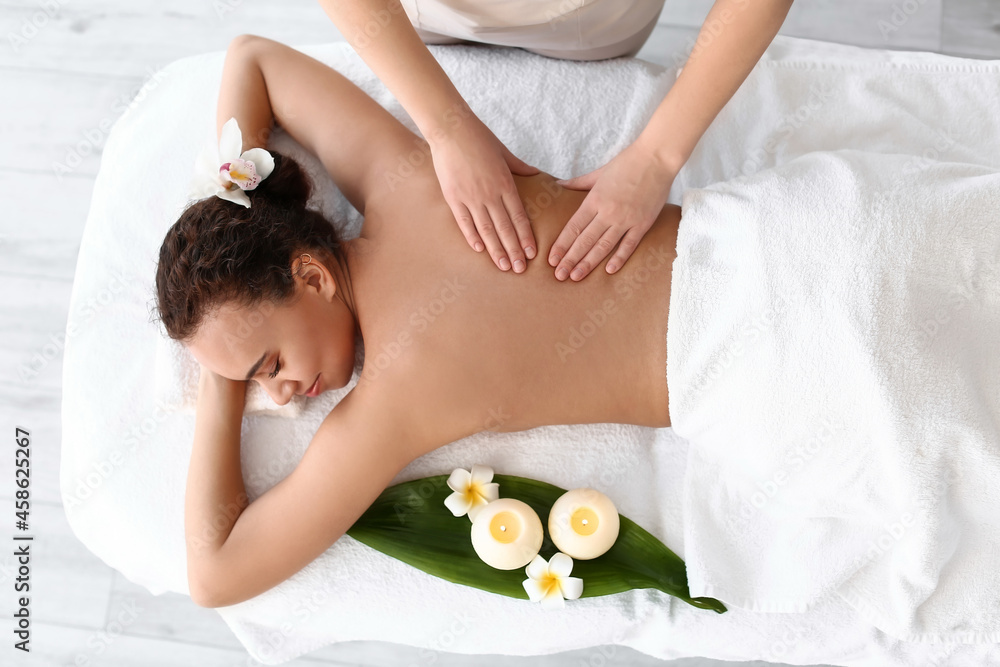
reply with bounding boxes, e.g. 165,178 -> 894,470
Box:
547,488 -> 620,560
470,498 -> 544,570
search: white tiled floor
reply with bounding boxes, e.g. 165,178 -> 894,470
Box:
1,1 -> 998,665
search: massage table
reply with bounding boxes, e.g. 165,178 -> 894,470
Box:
61,35 -> 1000,665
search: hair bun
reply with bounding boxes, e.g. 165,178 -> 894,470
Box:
249,151 -> 311,208
156,149 -> 343,342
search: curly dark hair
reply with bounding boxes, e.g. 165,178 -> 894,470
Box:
153,151 -> 343,342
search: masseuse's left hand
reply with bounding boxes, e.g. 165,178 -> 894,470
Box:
546,0 -> 795,281
549,139 -> 675,281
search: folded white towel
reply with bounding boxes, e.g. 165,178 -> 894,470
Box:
669,149 -> 1000,643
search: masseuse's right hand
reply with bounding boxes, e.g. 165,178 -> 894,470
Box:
429,116 -> 539,273
315,0 -> 537,272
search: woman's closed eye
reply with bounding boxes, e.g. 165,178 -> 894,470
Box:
268,358 -> 281,379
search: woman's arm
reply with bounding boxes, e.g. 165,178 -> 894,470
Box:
550,0 -> 794,281
216,34 -> 426,215
317,0 -> 538,273
185,369 -> 420,608
184,368 -> 248,604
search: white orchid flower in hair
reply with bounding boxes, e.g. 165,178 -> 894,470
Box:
189,117 -> 275,208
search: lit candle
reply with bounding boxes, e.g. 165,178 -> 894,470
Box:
470,498 -> 544,570
547,488 -> 620,560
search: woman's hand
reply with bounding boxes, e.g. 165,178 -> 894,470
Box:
429,117 -> 540,273
549,139 -> 676,281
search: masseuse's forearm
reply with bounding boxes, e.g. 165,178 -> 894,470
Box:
185,370 -> 249,594
638,0 -> 794,173
317,0 -> 472,142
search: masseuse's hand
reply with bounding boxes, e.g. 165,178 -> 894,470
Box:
549,140 -> 675,281
429,117 -> 540,273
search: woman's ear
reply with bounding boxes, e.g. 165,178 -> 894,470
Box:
298,257 -> 337,300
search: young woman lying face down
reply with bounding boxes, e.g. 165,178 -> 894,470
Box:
155,34 -> 679,608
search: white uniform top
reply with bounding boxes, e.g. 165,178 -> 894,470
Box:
398,0 -> 665,52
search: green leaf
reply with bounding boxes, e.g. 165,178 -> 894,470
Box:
346,473 -> 726,613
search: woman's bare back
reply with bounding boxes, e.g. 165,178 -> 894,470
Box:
346,167 -> 679,455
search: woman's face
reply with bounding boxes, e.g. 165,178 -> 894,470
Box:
186,259 -> 356,404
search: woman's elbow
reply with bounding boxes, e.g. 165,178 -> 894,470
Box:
227,33 -> 270,60
190,591 -> 218,609
188,577 -> 215,608
188,565 -> 224,608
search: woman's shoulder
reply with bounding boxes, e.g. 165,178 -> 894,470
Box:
357,157 -> 445,239
333,343 -> 486,459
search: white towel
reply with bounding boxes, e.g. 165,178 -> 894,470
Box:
668,149 -> 1000,642
61,35 -> 1000,666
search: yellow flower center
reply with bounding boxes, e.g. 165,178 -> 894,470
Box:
465,482 -> 488,505
540,573 -> 560,596
228,165 -> 252,181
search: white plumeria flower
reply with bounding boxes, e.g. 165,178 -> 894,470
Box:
189,117 -> 275,208
443,465 -> 499,522
522,552 -> 584,609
